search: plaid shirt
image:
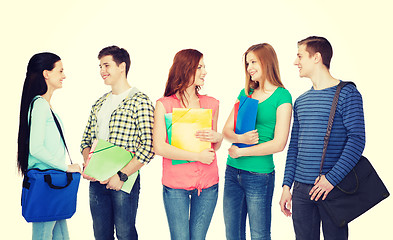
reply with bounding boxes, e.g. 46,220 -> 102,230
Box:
81,87 -> 155,164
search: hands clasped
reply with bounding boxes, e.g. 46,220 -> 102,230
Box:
228,130 -> 259,159
101,174 -> 124,191
194,129 -> 221,165
195,129 -> 222,143
238,129 -> 259,145
196,148 -> 215,165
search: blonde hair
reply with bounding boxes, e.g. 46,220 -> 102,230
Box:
244,43 -> 284,95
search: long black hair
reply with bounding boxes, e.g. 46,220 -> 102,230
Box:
17,52 -> 61,175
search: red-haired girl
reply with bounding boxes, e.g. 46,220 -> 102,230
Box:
153,49 -> 223,239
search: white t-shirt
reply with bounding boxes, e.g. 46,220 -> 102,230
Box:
97,88 -> 132,140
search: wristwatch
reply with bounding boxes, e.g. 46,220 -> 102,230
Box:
117,171 -> 128,182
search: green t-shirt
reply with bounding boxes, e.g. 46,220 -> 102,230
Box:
227,87 -> 292,173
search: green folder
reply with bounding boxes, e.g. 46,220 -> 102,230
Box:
165,113 -> 173,145
164,113 -> 192,165
83,139 -> 138,193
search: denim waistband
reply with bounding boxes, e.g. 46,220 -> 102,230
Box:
226,164 -> 275,175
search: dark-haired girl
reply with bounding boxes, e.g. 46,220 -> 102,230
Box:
17,53 -> 81,239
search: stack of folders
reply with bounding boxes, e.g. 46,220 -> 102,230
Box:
234,96 -> 259,148
165,108 -> 212,165
82,139 -> 138,193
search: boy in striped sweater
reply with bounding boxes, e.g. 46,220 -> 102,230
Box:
279,36 -> 365,240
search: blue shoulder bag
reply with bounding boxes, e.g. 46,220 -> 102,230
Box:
21,98 -> 81,222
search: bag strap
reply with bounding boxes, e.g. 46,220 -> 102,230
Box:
28,97 -> 73,165
318,81 -> 356,176
44,172 -> 74,189
50,110 -> 73,164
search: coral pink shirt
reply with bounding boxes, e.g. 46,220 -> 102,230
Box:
158,94 -> 219,193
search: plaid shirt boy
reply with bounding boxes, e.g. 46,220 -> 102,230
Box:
81,87 -> 154,165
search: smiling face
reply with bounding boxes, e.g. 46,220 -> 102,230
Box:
294,44 -> 315,78
99,55 -> 124,86
192,57 -> 207,87
44,60 -> 65,91
246,51 -> 263,83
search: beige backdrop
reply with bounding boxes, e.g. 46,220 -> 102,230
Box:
1,0 -> 392,239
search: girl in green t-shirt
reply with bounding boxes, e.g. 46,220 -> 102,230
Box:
222,43 -> 292,239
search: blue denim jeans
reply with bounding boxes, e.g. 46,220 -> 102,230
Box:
89,175 -> 140,240
292,181 -> 348,240
32,220 -> 69,240
163,184 -> 218,240
223,165 -> 275,240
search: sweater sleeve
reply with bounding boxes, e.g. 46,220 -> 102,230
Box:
325,86 -> 366,186
29,98 -> 68,171
282,101 -> 299,188
80,106 -> 95,152
80,93 -> 108,152
134,95 -> 155,164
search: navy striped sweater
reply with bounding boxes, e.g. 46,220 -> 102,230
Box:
283,82 -> 365,187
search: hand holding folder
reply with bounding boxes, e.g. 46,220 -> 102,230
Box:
165,108 -> 212,165
233,96 -> 259,148
82,139 -> 138,193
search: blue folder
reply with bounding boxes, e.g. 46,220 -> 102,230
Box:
234,96 -> 259,148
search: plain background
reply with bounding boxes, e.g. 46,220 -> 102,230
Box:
1,0 -> 392,239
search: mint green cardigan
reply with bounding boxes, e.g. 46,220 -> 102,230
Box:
28,96 -> 68,171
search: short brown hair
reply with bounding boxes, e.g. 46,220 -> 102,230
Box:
298,36 -> 333,69
98,46 -> 131,76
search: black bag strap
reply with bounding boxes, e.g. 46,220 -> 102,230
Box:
28,97 -> 73,165
318,81 -> 356,176
49,109 -> 73,164
44,172 -> 74,189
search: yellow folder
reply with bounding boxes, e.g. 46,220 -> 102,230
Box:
171,108 -> 212,153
